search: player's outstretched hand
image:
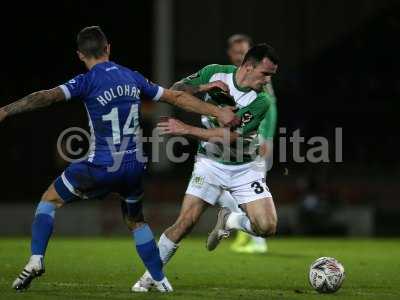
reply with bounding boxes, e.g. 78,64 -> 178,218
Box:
0,108 -> 7,123
217,106 -> 240,127
157,117 -> 191,136
200,80 -> 229,93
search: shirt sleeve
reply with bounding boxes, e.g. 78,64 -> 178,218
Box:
134,71 -> 164,101
58,74 -> 87,101
182,64 -> 219,86
258,99 -> 277,140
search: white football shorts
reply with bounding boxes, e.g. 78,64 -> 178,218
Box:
185,155 -> 272,206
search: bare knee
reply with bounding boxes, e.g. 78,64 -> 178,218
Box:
41,184 -> 65,208
241,197 -> 277,238
251,215 -> 278,238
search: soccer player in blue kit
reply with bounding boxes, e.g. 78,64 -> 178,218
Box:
0,26 -> 238,292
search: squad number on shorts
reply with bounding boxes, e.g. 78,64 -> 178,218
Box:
251,181 -> 264,194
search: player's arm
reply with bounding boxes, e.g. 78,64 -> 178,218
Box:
171,64 -> 229,95
171,79 -> 229,95
157,117 -> 239,144
258,100 -> 277,158
160,89 -> 238,127
0,87 -> 65,122
164,64 -> 234,125
136,67 -> 238,127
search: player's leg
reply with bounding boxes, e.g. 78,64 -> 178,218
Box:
159,161 -> 221,264
217,191 -> 251,251
118,160 -> 173,292
161,193 -> 210,259
166,194 -> 213,244
121,194 -> 172,292
224,196 -> 277,237
133,171 -> 221,292
231,176 -> 277,237
13,161 -> 110,291
207,178 -> 277,250
12,180 -> 71,290
237,186 -> 270,254
30,183 -> 64,257
132,194 -> 210,292
207,197 -> 277,251
157,167 -> 224,264
230,196 -> 277,237
217,191 -> 267,253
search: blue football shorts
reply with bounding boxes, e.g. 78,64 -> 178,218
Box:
54,159 -> 145,203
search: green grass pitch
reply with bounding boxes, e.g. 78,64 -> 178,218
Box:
0,237 -> 399,299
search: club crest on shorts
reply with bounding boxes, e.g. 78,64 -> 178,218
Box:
191,174 -> 205,187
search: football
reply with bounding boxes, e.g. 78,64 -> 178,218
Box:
309,257 -> 345,293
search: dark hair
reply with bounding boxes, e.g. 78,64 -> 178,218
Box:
227,34 -> 253,49
242,43 -> 279,66
77,26 -> 108,58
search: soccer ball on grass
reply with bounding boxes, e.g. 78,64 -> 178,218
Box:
309,257 -> 345,293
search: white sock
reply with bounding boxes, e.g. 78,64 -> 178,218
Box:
251,236 -> 267,245
30,255 -> 43,263
158,233 -> 179,265
225,212 -> 256,235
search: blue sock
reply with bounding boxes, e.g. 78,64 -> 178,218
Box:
133,224 -> 164,281
31,201 -> 56,256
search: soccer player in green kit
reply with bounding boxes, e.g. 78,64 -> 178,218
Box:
132,44 -> 278,291
225,34 -> 277,254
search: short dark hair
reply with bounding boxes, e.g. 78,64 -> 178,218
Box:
227,34 -> 253,49
77,26 -> 108,58
242,43 -> 279,66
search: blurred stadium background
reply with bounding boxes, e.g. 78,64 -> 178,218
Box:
0,0 -> 399,238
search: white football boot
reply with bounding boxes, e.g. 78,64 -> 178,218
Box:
131,271 -> 173,292
206,207 -> 232,251
131,271 -> 155,292
12,256 -> 45,291
154,277 -> 173,292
